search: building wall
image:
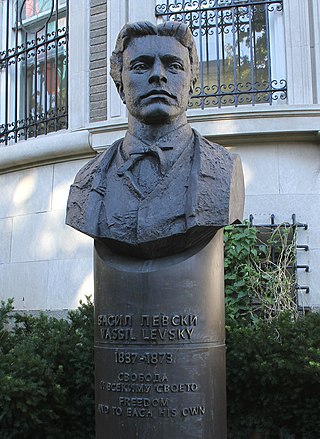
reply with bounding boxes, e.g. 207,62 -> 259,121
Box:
0,0 -> 320,311
0,157 -> 93,310
234,140 -> 320,310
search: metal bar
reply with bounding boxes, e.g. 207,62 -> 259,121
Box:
197,10 -> 205,109
236,9 -> 241,70
264,0 -> 273,104
44,20 -> 48,135
4,0 -> 10,145
235,214 -> 308,229
215,5 -> 221,107
297,245 -> 309,251
295,265 -> 310,272
55,0 -> 59,131
235,222 -> 305,229
270,213 -> 276,263
232,5 -> 238,106
221,7 -> 225,63
248,3 -> 255,105
34,28 -> 38,137
14,2 -> 19,143
24,30 -> 28,140
291,213 -> 308,230
296,286 -> 310,294
155,0 -> 283,16
205,9 -> 210,87
65,0 -> 69,128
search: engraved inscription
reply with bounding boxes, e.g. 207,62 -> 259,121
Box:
101,373 -> 198,395
140,314 -> 198,327
100,328 -> 137,341
101,381 -> 152,393
97,313 -> 198,342
182,406 -> 206,417
115,351 -> 174,365
127,407 -> 153,417
140,314 -> 197,341
98,314 -> 133,326
97,402 -> 205,419
141,328 -> 194,341
96,337 -> 209,421
119,397 -> 169,407
97,361 -> 206,420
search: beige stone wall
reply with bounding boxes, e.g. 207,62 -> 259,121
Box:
233,140 -> 320,310
0,158 -> 94,311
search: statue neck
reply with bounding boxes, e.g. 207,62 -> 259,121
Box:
127,114 -> 188,144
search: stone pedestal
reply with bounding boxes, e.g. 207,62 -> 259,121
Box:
94,230 -> 226,439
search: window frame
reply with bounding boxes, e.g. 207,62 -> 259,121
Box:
155,0 -> 287,109
0,0 -> 69,145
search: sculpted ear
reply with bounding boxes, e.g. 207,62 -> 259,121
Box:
189,78 -> 196,96
116,82 -> 126,104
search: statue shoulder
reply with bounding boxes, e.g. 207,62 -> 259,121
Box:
72,139 -> 121,189
195,130 -> 235,165
194,130 -> 245,224
66,139 -> 122,233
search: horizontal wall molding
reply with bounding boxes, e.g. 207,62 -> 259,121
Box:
89,105 -> 320,151
1,106 -> 319,172
0,130 -> 94,174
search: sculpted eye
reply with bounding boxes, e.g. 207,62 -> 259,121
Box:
131,62 -> 148,71
169,62 -> 184,71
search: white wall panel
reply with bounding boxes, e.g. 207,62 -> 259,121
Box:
11,210 -> 92,263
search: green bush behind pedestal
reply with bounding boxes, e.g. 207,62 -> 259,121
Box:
226,313 -> 320,438
0,298 -> 94,439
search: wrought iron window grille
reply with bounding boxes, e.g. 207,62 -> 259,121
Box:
244,213 -> 309,295
156,0 -> 287,109
0,0 -> 69,145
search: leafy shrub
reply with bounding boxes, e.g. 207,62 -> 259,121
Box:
0,297 -> 94,439
226,312 -> 320,439
224,223 -> 258,322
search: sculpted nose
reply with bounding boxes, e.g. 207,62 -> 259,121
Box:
148,59 -> 167,84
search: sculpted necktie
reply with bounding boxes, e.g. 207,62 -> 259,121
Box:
117,143 -> 172,177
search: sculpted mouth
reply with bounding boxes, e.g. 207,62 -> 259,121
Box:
143,90 -> 176,99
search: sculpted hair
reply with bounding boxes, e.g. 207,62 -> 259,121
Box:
110,21 -> 199,92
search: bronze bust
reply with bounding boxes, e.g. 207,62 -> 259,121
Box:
66,21 -> 244,258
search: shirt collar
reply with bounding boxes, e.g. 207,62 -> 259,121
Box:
121,123 -> 194,165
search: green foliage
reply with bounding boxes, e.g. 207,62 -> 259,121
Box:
224,223 -> 258,322
0,298 -> 14,349
0,297 -> 94,439
224,223 -> 298,325
226,312 -> 320,439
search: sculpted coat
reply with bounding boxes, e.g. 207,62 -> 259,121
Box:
66,128 -> 244,258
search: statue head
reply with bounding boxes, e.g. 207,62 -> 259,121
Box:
110,21 -> 199,124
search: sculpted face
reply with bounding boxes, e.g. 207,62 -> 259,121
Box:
120,35 -> 193,124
